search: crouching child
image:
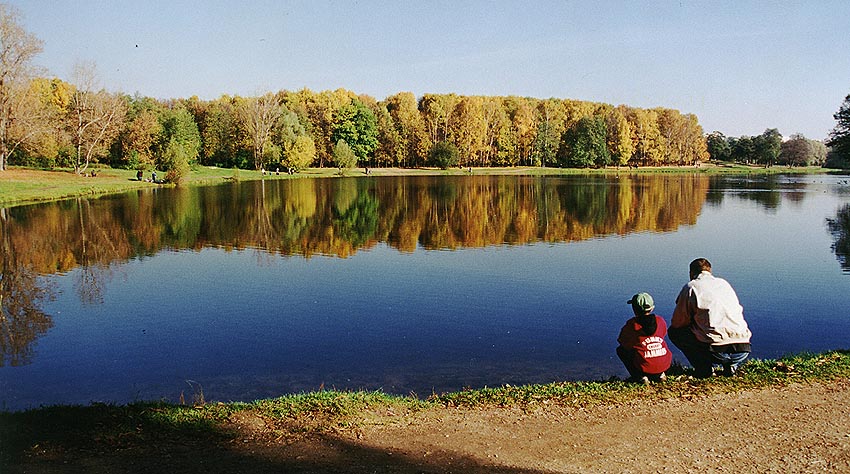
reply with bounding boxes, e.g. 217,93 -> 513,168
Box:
617,292 -> 672,383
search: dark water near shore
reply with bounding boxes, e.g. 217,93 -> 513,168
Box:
2,173 -> 850,411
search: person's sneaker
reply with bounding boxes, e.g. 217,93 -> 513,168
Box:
723,365 -> 737,377
658,372 -> 667,382
626,375 -> 650,384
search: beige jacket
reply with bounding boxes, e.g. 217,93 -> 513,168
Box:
672,271 -> 752,345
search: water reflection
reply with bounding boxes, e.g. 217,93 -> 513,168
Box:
704,174 -> 810,211
3,173 -> 843,371
3,174 -> 713,267
0,174 -> 710,367
0,208 -> 55,367
828,204 -> 850,273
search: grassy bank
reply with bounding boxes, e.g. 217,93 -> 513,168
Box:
0,163 -> 828,207
1,350 -> 848,467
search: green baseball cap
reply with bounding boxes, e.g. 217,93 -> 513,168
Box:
627,292 -> 655,314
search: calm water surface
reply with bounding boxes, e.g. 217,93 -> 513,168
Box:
2,173 -> 849,410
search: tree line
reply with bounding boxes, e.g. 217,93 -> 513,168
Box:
3,4 -> 847,177
705,128 -> 830,167
5,79 -> 715,176
0,4 -> 714,177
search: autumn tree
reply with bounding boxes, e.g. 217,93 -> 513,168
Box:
504,97 -> 537,166
201,95 -> 249,168
3,77 -> 69,167
419,93 -> 459,146
284,134 -> 315,171
384,92 -> 429,167
67,62 -> 127,175
479,96 -> 508,167
372,102 -> 403,167
115,95 -> 163,169
448,96 -> 487,167
679,114 -> 709,165
0,4 -> 43,171
627,108 -> 663,165
657,108 -> 686,164
606,107 -> 633,167
240,92 -> 281,170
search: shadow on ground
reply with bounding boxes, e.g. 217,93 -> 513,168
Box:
0,404 -> 552,474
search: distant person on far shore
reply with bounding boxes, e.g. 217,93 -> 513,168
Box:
669,258 -> 752,378
616,292 -> 672,384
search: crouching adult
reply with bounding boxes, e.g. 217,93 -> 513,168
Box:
670,258 -> 752,378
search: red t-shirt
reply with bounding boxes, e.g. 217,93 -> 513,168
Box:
617,315 -> 672,375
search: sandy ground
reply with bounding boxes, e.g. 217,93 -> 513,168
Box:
266,380 -> 850,473
7,379 -> 850,474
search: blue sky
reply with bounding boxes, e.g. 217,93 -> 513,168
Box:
10,0 -> 850,140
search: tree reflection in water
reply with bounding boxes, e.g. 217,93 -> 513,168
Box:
0,174 -> 717,366
0,208 -> 54,367
827,203 -> 850,273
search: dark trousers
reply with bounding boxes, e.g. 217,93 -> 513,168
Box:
616,346 -> 645,379
669,327 -> 749,378
616,346 -> 666,379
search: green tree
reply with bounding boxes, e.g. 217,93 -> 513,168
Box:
158,105 -> 200,164
333,139 -> 357,173
827,94 -> 850,166
729,136 -> 755,163
428,140 -> 459,169
332,98 -> 377,166
557,116 -> 610,168
305,88 -> 354,167
706,131 -> 731,162
779,134 -> 828,167
157,105 -> 200,182
753,128 -> 782,167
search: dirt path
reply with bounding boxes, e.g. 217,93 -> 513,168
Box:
9,380 -> 850,473
217,380 -> 850,473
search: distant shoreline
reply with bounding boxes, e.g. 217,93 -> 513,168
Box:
0,163 -> 832,208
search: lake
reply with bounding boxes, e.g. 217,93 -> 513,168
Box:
2,173 -> 849,411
